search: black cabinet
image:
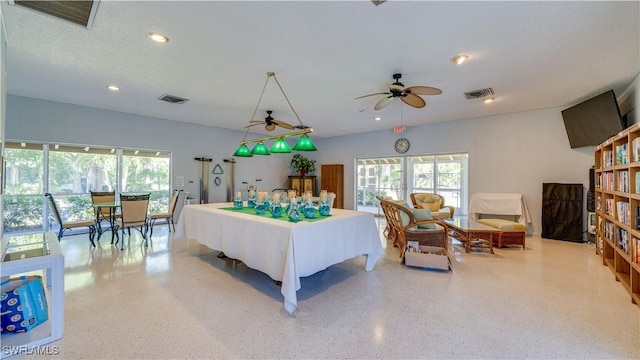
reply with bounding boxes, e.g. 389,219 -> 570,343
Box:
542,183 -> 584,242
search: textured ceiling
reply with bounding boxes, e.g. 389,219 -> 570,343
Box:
2,1 -> 639,139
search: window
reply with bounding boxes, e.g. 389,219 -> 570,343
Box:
356,153 -> 468,216
122,150 -> 171,214
2,142 -> 172,234
3,142 -> 44,232
49,145 -> 117,222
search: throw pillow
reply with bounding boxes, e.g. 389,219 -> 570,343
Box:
411,208 -> 436,229
398,203 -> 412,227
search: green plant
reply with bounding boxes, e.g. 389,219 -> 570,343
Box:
290,154 -> 316,175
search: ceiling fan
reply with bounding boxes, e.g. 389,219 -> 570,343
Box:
246,110 -> 296,131
356,73 -> 443,110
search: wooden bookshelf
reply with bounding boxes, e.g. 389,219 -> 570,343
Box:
594,123 -> 640,308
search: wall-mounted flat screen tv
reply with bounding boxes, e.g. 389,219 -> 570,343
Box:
561,90 -> 624,149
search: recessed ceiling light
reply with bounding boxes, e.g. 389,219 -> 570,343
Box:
375,117 -> 381,121
147,32 -> 169,43
107,85 -> 120,91
451,54 -> 469,65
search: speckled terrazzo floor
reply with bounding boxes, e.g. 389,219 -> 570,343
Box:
5,220 -> 640,359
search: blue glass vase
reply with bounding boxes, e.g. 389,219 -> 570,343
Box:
254,203 -> 266,215
319,203 -> 331,216
248,198 -> 256,208
233,199 -> 243,209
304,207 -> 316,219
271,204 -> 283,218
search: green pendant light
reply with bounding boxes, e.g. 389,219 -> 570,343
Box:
293,135 -> 317,151
270,138 -> 292,153
233,144 -> 253,157
251,142 -> 271,155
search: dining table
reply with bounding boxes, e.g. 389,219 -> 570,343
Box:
173,202 -> 384,313
92,202 -> 120,242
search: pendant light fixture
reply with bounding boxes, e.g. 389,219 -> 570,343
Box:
233,72 -> 317,157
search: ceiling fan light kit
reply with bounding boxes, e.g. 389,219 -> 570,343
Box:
356,73 -> 442,111
234,72 -> 317,157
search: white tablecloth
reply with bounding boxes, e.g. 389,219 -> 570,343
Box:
469,192 -> 532,226
173,203 -> 383,313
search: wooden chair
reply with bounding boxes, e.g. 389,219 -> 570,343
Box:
378,197 -> 450,258
45,193 -> 96,246
115,193 -> 150,250
148,189 -> 182,237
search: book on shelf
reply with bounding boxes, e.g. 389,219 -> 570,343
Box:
603,150 -> 614,167
617,228 -> 629,254
633,137 -> 640,162
617,170 -> 629,192
616,201 -> 630,225
632,237 -> 639,264
616,143 -> 628,165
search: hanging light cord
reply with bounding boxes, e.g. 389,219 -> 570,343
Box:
272,72 -> 305,127
240,73 -> 271,143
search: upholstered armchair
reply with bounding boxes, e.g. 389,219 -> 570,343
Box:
410,193 -> 455,219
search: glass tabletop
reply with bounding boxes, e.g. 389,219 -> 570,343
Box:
2,232 -> 51,262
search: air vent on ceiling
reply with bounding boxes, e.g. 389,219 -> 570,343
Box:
371,0 -> 387,6
158,94 -> 189,104
12,0 -> 100,29
464,88 -> 495,100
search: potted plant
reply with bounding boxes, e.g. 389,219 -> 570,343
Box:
290,154 -> 316,177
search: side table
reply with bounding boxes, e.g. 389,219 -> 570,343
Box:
1,231 -> 64,358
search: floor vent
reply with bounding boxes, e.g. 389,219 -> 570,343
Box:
464,87 -> 495,100
158,94 -> 189,104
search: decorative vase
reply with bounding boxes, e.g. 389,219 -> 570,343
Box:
300,170 -> 305,177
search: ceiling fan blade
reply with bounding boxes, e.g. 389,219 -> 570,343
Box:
405,86 -> 443,96
374,96 -> 395,110
402,93 -> 426,108
355,92 -> 390,100
244,123 -> 261,128
249,120 -> 263,124
273,120 -> 295,130
265,123 -> 276,131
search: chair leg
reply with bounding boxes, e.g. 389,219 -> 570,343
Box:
57,228 -> 64,241
89,226 -> 96,247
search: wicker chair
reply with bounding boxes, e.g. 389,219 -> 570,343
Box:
376,196 -> 398,246
410,193 -> 455,219
378,197 -> 450,258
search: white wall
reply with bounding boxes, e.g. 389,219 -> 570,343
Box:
5,95 -> 607,236
6,95 -> 293,216
315,107 -> 594,235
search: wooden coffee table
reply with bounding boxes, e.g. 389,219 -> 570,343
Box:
444,217 -> 498,254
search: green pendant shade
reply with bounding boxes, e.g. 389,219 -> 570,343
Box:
270,138 -> 292,153
293,135 -> 317,151
233,144 -> 253,157
251,142 -> 271,155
